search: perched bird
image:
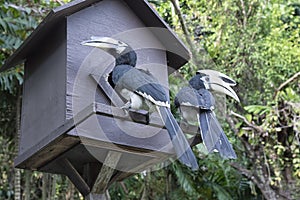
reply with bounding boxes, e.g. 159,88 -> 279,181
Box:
175,70 -> 239,159
81,37 -> 198,170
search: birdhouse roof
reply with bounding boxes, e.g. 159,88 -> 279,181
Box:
1,0 -> 191,72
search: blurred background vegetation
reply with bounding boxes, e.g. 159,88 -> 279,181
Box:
0,0 -> 299,199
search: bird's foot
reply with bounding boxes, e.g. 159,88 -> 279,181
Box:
120,102 -> 131,117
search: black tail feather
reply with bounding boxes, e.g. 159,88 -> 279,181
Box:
214,132 -> 237,159
159,106 -> 199,170
199,111 -> 236,159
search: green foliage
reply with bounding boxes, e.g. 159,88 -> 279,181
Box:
0,67 -> 23,93
0,136 -> 15,198
109,159 -> 253,200
234,85 -> 299,199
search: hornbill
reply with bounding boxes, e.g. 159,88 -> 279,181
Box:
175,70 -> 239,159
81,37 -> 199,170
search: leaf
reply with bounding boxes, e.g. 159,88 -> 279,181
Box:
245,114 -> 252,122
244,105 -> 272,115
211,183 -> 233,200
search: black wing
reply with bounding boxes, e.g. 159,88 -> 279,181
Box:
113,65 -> 169,105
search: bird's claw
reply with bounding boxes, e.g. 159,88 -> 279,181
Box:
120,102 -> 131,117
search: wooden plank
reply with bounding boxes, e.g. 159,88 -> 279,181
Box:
15,135 -> 80,170
95,102 -> 154,126
108,154 -> 171,185
81,136 -> 170,159
123,156 -> 169,175
90,72 -> 124,107
33,136 -> 79,170
15,103 -> 95,169
20,22 -> 66,155
95,102 -> 200,134
92,151 -> 122,194
59,158 -> 90,196
110,156 -> 170,183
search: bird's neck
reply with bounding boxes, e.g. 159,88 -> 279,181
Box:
115,50 -> 137,67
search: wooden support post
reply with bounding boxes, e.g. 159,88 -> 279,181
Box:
84,151 -> 121,199
90,72 -> 124,107
85,192 -> 109,200
59,158 -> 90,196
92,151 -> 122,193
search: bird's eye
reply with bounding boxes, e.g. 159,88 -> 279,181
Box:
205,77 -> 209,82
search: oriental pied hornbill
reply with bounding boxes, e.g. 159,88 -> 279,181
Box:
175,70 -> 239,159
81,37 -> 199,170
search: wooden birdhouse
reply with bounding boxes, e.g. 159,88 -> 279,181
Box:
1,0 -> 194,197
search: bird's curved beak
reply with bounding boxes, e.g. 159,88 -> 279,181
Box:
198,69 -> 240,102
81,36 -> 127,53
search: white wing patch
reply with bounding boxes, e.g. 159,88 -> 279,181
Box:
136,90 -> 170,108
120,88 -> 132,100
181,101 -> 199,107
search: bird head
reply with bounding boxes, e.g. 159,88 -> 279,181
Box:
81,36 -> 136,66
192,70 -> 240,102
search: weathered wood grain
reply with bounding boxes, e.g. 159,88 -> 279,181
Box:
92,151 -> 122,194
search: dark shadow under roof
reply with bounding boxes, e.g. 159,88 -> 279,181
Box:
1,0 -> 190,72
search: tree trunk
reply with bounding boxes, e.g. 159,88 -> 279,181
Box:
51,174 -> 57,200
24,170 -> 31,200
42,173 -> 49,200
14,169 -> 21,200
14,88 -> 21,200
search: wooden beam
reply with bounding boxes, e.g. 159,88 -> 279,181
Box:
90,72 -> 124,107
95,102 -> 200,134
92,151 -> 122,194
59,158 -> 90,196
15,103 -> 95,169
81,136 -> 169,158
17,136 -> 79,170
85,192 -> 110,200
109,156 -> 170,184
